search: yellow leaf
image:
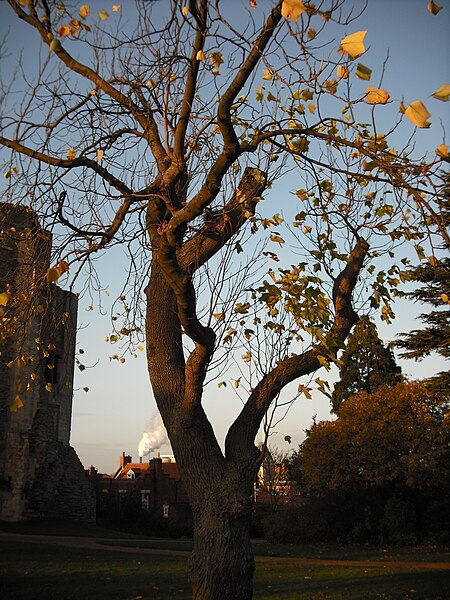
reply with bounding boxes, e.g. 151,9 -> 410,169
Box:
297,384 -> 312,399
336,65 -> 349,79
182,6 -> 189,16
66,147 -> 77,160
98,10 -> 109,20
262,69 -> 273,80
432,84 -> 450,102
441,293 -> 449,303
49,39 -> 61,52
365,86 -> 390,105
405,100 -> 431,128
355,63 -> 371,80
308,102 -> 316,114
56,259 -> 69,275
270,234 -> 285,245
436,144 -> 449,158
70,19 -> 81,35
213,312 -> 225,321
97,149 -> 104,162
340,30 -> 367,59
11,395 -> 24,412
362,160 -> 377,171
281,0 -> 306,22
196,50 -> 206,61
324,79 -> 338,94
0,291 -> 13,306
210,52 -> 224,68
288,137 -> 309,152
79,4 -> 90,19
46,267 -> 60,283
58,25 -> 70,37
428,1 -> 443,15
112,5 -> 120,11
45,382 -> 53,392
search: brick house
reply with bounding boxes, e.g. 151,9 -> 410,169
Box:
89,452 -> 191,526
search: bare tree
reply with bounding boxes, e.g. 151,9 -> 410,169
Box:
0,1 -> 447,598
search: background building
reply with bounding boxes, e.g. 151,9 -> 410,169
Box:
0,203 -> 94,522
89,452 -> 191,529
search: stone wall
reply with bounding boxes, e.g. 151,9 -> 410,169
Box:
0,203 -> 95,521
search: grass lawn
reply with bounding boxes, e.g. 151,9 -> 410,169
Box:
1,540 -> 449,600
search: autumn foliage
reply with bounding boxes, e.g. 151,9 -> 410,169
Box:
283,382 -> 450,544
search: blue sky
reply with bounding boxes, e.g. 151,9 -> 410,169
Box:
1,0 -> 449,473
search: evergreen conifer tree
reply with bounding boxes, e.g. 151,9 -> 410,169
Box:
332,316 -> 402,412
396,257 -> 450,393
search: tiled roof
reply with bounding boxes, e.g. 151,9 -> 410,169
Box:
115,460 -> 181,481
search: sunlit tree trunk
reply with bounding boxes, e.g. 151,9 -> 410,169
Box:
146,258 -> 260,598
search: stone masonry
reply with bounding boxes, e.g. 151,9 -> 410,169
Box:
0,203 -> 95,521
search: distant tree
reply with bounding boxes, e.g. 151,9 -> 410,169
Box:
331,315 -> 402,412
294,382 -> 450,544
396,257 -> 450,393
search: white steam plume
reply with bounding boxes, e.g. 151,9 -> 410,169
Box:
138,412 -> 170,457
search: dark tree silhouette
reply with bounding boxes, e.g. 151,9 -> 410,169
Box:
332,315 -> 402,412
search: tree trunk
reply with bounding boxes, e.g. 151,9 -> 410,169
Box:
146,261 -> 258,598
188,494 -> 254,600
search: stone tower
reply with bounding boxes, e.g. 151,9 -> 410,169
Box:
0,203 -> 95,521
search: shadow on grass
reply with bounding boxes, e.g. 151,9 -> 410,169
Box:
254,562 -> 450,600
1,541 -> 449,600
0,541 -> 190,600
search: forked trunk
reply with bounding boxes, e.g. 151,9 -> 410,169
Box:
188,496 -> 254,600
146,263 -> 259,598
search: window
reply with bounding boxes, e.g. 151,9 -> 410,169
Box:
163,504 -> 169,519
127,470 -> 135,480
141,490 -> 150,510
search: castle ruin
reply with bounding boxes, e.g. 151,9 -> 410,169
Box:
0,203 -> 95,522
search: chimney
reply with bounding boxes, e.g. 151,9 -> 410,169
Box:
120,452 -> 132,469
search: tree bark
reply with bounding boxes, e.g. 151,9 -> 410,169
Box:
146,258 -> 258,598
189,494 -> 254,600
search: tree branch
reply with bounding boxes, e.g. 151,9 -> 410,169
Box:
162,2 -> 283,245
0,134 -> 133,198
7,0 -> 169,173
225,236 -> 369,462
179,167 -> 267,274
